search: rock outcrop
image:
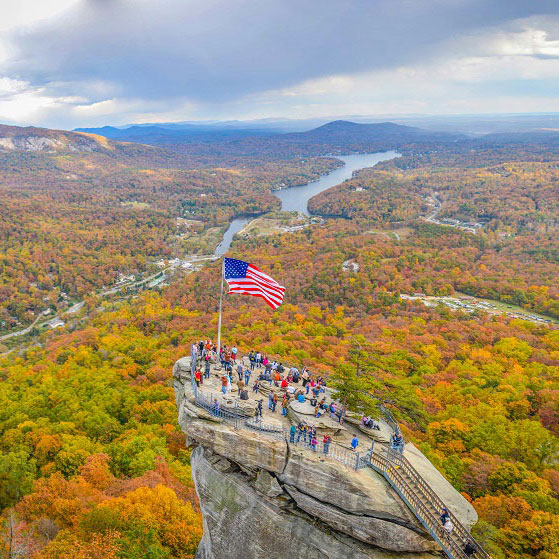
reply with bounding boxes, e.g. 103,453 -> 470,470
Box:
173,356 -> 476,559
0,124 -> 110,152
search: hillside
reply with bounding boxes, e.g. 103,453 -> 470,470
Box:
0,124 -> 117,152
71,120 -> 460,157
283,120 -> 462,144
74,124 -> 275,145
0,123 -> 340,334
4,122 -> 559,558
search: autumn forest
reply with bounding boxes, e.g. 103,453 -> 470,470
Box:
3,122 -> 559,558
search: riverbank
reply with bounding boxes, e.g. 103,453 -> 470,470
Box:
215,151 -> 400,256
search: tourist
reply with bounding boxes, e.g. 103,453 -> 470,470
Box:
282,396 -> 289,417
463,541 -> 476,557
281,377 -> 289,390
231,345 -> 238,362
262,355 -> 269,369
308,426 -> 316,448
256,399 -> 263,417
296,423 -> 304,443
391,432 -> 404,453
249,351 -> 255,371
244,368 -> 251,386
297,392 -> 305,403
311,433 -> 318,452
443,518 -> 453,548
277,362 -> 285,374
289,424 -> 296,443
323,434 -> 331,455
363,416 -> 380,430
221,375 -> 228,395
440,508 -> 450,526
268,392 -> 274,411
329,402 -> 337,420
271,393 -> 278,413
194,370 -> 202,388
312,385 -> 320,400
252,380 -> 260,393
204,359 -> 211,379
236,379 -> 244,392
256,351 -> 262,367
212,398 -> 220,417
351,435 -> 359,451
237,363 -> 243,381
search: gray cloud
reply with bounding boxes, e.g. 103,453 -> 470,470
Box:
6,0 -> 559,106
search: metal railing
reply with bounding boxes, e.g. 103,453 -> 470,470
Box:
189,351 -> 364,469
187,350 -> 489,558
379,449 -> 489,559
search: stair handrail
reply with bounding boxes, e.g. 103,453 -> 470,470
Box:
377,403 -> 489,557
384,448 -> 489,558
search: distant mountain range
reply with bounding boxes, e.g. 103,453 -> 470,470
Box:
2,119 -> 559,155
74,124 -> 274,144
282,120 -> 463,144
74,120 -> 461,150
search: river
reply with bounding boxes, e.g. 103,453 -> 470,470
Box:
214,151 -> 399,256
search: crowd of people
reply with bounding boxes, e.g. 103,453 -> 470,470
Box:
191,340 -> 407,458
190,340 -> 361,445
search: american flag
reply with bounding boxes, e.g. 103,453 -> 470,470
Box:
224,258 -> 285,309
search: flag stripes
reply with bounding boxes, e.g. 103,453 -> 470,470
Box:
224,258 -> 285,309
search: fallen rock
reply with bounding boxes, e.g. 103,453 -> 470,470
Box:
254,470 -> 284,498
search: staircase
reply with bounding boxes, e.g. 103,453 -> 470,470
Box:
366,447 -> 489,559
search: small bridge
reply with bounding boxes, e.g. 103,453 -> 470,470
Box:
187,354 -> 489,559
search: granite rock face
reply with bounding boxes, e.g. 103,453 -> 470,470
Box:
192,446 -> 438,559
174,356 -> 473,559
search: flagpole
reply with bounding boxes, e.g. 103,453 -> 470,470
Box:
217,258 -> 225,356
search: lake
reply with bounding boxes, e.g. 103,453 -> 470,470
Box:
214,151 -> 399,256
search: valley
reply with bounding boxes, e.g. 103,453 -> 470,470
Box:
3,120 -> 559,559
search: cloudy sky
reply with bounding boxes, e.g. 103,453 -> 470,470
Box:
1,0 -> 559,129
